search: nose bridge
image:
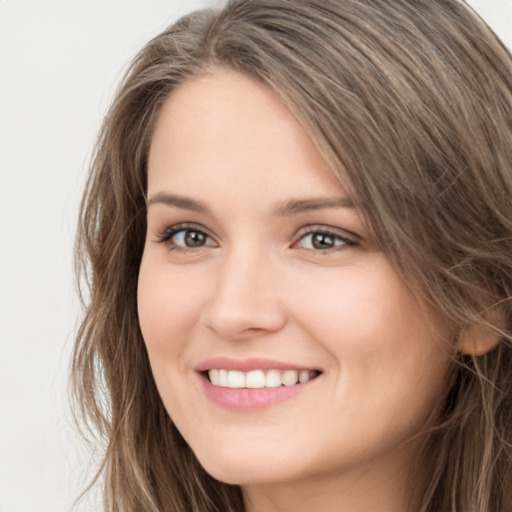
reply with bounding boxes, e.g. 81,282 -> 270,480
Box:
202,241 -> 285,340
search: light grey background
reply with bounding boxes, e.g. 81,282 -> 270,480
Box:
0,1 -> 511,511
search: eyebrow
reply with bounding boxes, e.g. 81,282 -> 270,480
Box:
273,197 -> 355,216
146,192 -> 355,216
147,192 -> 213,215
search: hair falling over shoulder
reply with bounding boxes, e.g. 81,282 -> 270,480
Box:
72,1 -> 512,511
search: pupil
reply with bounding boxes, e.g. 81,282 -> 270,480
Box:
312,233 -> 334,249
185,230 -> 205,247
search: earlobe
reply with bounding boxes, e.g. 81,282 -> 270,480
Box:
458,308 -> 506,356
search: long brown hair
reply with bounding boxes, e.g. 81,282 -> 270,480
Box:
72,1 -> 512,510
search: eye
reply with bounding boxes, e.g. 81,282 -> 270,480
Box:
294,228 -> 356,251
173,229 -> 209,247
156,224 -> 217,251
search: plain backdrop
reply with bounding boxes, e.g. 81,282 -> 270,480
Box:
0,1 -> 511,511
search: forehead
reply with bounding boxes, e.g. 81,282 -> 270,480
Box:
147,68 -> 344,201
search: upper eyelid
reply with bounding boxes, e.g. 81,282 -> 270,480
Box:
295,224 -> 360,241
154,222 -> 215,242
152,221 -> 360,245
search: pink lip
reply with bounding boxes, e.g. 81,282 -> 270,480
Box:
195,357 -> 322,411
195,357 -> 318,373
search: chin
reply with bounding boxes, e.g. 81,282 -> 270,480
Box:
194,448 -> 299,486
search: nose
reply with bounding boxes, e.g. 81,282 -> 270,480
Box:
201,248 -> 287,342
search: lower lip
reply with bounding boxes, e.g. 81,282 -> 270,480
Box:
200,374 -> 318,411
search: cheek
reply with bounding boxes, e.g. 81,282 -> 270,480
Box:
137,261 -> 203,360
137,261 -> 209,423
289,261 -> 422,351
289,260 -> 453,407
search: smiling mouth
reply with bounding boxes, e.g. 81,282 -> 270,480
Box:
205,369 -> 321,389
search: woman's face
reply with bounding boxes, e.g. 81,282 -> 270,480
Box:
138,69 -> 453,490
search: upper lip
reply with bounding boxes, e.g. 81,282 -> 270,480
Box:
195,357 -> 321,373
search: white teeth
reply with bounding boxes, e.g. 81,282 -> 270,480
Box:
207,369 -> 317,388
265,369 -> 282,388
218,369 -> 229,387
228,370 -> 245,388
282,370 -> 298,386
299,370 -> 310,383
209,369 -> 219,383
246,370 -> 265,388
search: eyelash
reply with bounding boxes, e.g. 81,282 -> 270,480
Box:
293,226 -> 357,252
155,223 -> 358,253
155,223 -> 215,253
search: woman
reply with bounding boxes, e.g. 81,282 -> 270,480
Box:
72,1 -> 512,511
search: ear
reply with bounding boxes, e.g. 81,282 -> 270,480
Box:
458,308 -> 506,356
